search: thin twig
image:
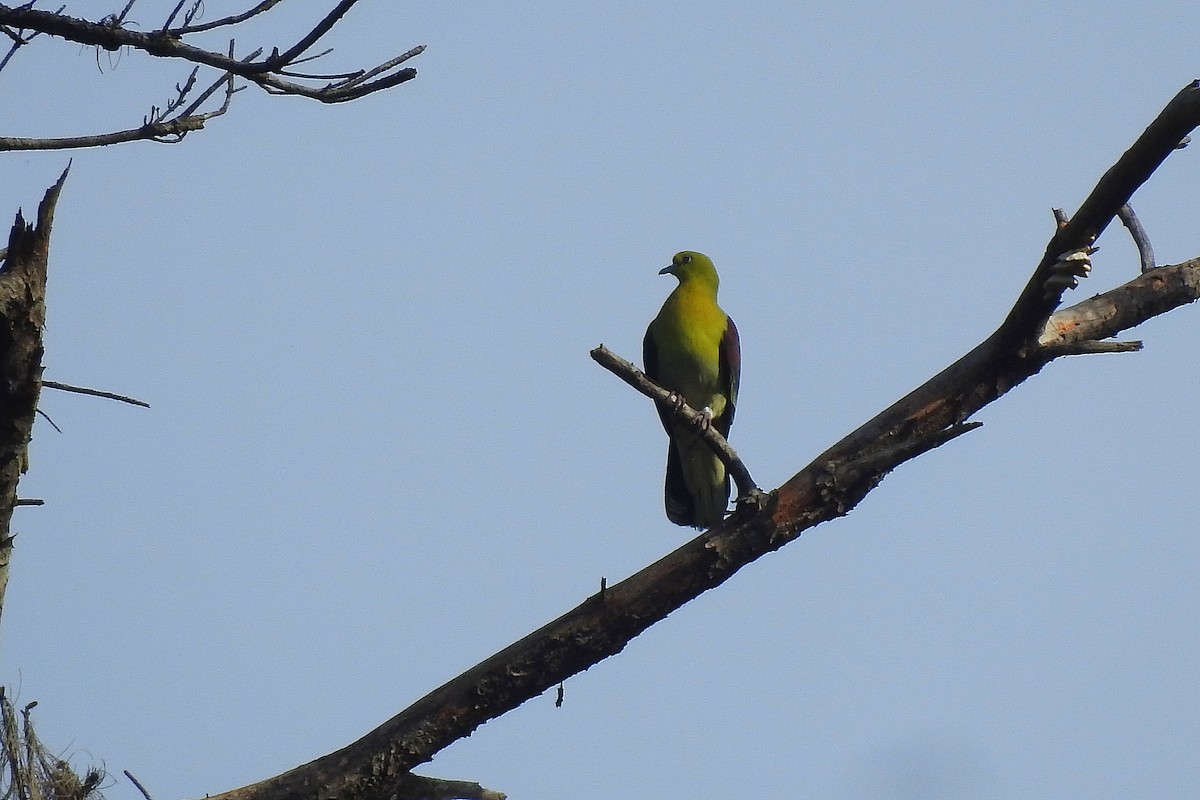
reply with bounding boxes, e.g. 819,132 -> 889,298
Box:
149,65 -> 200,121
1117,203 -> 1157,273
328,46 -> 425,92
20,702 -> 40,800
0,5 -> 58,73
176,66 -> 237,119
273,47 -> 337,75
160,0 -> 190,32
115,0 -> 138,26
34,409 -> 61,433
1042,340 -> 1143,357
124,770 -> 155,800
262,0 -> 356,70
0,33 -> 24,72
14,499 -> 43,507
399,775 -> 507,800
167,0 -> 286,35
42,380 -> 149,408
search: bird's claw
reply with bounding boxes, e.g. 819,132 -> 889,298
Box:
1042,244 -> 1095,302
735,488 -> 769,513
666,392 -> 712,430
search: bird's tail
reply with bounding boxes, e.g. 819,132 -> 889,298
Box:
664,434 -> 729,528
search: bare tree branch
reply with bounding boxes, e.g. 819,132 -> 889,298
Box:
1038,258 -> 1200,350
42,380 -> 149,408
167,1 -> 285,35
192,81 -> 1200,800
0,2 -> 424,150
123,769 -> 156,800
0,4 -> 57,72
1040,339 -> 1143,356
0,109 -> 215,150
261,0 -> 357,72
1118,203 -> 1157,273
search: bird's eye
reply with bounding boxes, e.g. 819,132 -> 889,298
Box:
680,254 -> 692,264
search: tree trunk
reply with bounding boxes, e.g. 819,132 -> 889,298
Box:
0,168 -> 68,631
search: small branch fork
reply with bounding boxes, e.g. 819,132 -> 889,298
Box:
191,82 -> 1200,800
0,1 -> 425,150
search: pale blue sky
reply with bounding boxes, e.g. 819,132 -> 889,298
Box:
4,2 -> 1199,799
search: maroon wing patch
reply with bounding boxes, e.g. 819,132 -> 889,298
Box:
715,316 -> 740,436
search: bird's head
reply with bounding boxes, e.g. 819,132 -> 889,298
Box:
660,251 -> 719,290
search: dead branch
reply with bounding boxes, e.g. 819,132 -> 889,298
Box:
0,166 -> 67,630
1117,203 -> 1157,273
195,81 -> 1200,800
1038,258 -> 1200,350
123,770 -> 155,800
42,380 -> 149,408
0,2 -> 424,150
166,2 -> 285,36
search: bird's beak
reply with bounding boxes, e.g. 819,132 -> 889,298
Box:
659,264 -> 676,276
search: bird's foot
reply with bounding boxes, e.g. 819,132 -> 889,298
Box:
1042,244 -> 1095,302
735,487 -> 770,513
693,405 -> 713,432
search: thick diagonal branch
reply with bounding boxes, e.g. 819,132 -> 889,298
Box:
201,82 -> 1200,800
790,80 -> 1200,486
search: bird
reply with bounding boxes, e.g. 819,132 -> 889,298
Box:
643,251 -> 741,528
